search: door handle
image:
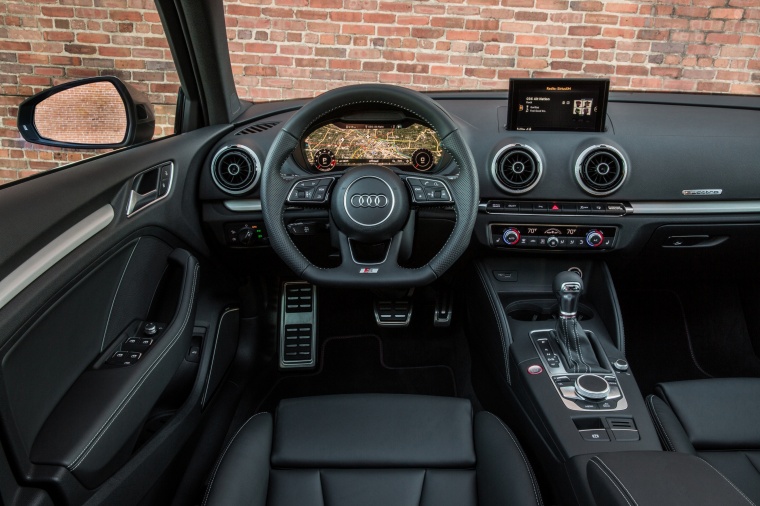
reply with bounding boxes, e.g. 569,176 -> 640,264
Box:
126,162 -> 173,216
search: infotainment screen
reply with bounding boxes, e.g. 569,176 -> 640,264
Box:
507,78 -> 610,132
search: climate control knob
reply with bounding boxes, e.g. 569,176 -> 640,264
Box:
503,228 -> 521,245
547,236 -> 559,248
586,229 -> 604,247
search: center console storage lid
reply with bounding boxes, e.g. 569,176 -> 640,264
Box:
586,451 -> 753,506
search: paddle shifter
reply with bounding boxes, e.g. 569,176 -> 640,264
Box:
552,271 -> 607,374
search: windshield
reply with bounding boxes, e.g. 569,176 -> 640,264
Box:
224,0 -> 759,102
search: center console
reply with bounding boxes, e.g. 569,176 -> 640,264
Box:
467,257 -> 662,504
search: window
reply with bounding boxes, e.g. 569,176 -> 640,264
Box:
0,0 -> 176,186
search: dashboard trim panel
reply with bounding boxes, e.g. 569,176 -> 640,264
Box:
631,201 -> 760,215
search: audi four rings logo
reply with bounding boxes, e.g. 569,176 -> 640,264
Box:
350,194 -> 389,208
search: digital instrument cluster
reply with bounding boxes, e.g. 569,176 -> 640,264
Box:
302,120 -> 443,173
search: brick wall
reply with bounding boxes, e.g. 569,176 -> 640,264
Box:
1,0 -> 759,186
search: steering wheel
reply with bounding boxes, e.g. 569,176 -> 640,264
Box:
261,84 -> 479,287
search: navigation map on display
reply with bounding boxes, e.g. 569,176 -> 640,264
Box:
303,122 -> 442,171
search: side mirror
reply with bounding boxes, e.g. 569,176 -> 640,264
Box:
17,76 -> 155,149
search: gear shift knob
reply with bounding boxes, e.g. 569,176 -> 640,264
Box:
553,271 -> 583,318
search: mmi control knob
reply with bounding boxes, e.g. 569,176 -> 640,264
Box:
503,228 -> 521,245
586,229 -> 604,247
575,374 -> 610,400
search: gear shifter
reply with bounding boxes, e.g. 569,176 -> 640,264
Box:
552,271 -> 607,373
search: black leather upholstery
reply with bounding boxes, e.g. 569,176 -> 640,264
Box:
649,378 -> 760,505
587,451 -> 755,506
203,394 -> 542,506
551,317 -> 606,373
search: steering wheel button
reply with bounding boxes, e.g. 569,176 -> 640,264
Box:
412,186 -> 426,201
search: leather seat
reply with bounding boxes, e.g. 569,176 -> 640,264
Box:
648,378 -> 760,504
203,394 -> 543,506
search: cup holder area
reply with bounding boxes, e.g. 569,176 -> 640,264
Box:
505,299 -> 593,322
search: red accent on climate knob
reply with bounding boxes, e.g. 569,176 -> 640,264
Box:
503,228 -> 521,245
586,229 -> 604,247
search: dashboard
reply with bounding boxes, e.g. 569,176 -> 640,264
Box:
198,90 -> 760,259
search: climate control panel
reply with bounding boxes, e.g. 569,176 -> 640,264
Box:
489,224 -> 617,250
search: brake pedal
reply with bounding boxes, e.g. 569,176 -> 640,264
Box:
374,299 -> 412,327
279,281 -> 317,369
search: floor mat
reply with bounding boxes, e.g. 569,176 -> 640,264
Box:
256,334 -> 458,413
617,289 -> 710,396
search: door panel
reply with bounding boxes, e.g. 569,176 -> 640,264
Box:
0,125 -> 230,503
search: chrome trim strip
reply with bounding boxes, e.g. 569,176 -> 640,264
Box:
631,201 -> 760,214
0,205 -> 114,311
223,199 -> 262,212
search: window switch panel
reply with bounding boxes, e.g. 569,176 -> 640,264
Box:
106,351 -> 142,366
123,337 -> 153,352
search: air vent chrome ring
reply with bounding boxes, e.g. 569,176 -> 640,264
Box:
574,144 -> 628,196
491,143 -> 543,194
211,144 -> 261,195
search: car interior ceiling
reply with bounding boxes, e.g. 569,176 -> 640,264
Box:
0,0 -> 759,505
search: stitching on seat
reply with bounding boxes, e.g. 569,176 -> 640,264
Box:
69,263 -> 199,471
489,413 -> 542,506
318,469 -> 325,506
417,469 -> 427,506
589,458 -> 636,506
697,457 -> 757,506
100,238 -> 140,352
646,395 -> 675,452
594,457 -> 640,506
202,412 -> 269,506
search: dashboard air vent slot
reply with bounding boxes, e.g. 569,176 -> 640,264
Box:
491,144 -> 543,194
211,145 -> 261,195
236,121 -> 280,136
575,145 -> 627,196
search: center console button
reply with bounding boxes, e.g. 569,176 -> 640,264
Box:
580,429 -> 610,441
560,386 -> 580,400
574,400 -> 600,410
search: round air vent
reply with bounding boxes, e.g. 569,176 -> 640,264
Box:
491,144 -> 543,194
575,145 -> 628,196
210,145 -> 261,195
